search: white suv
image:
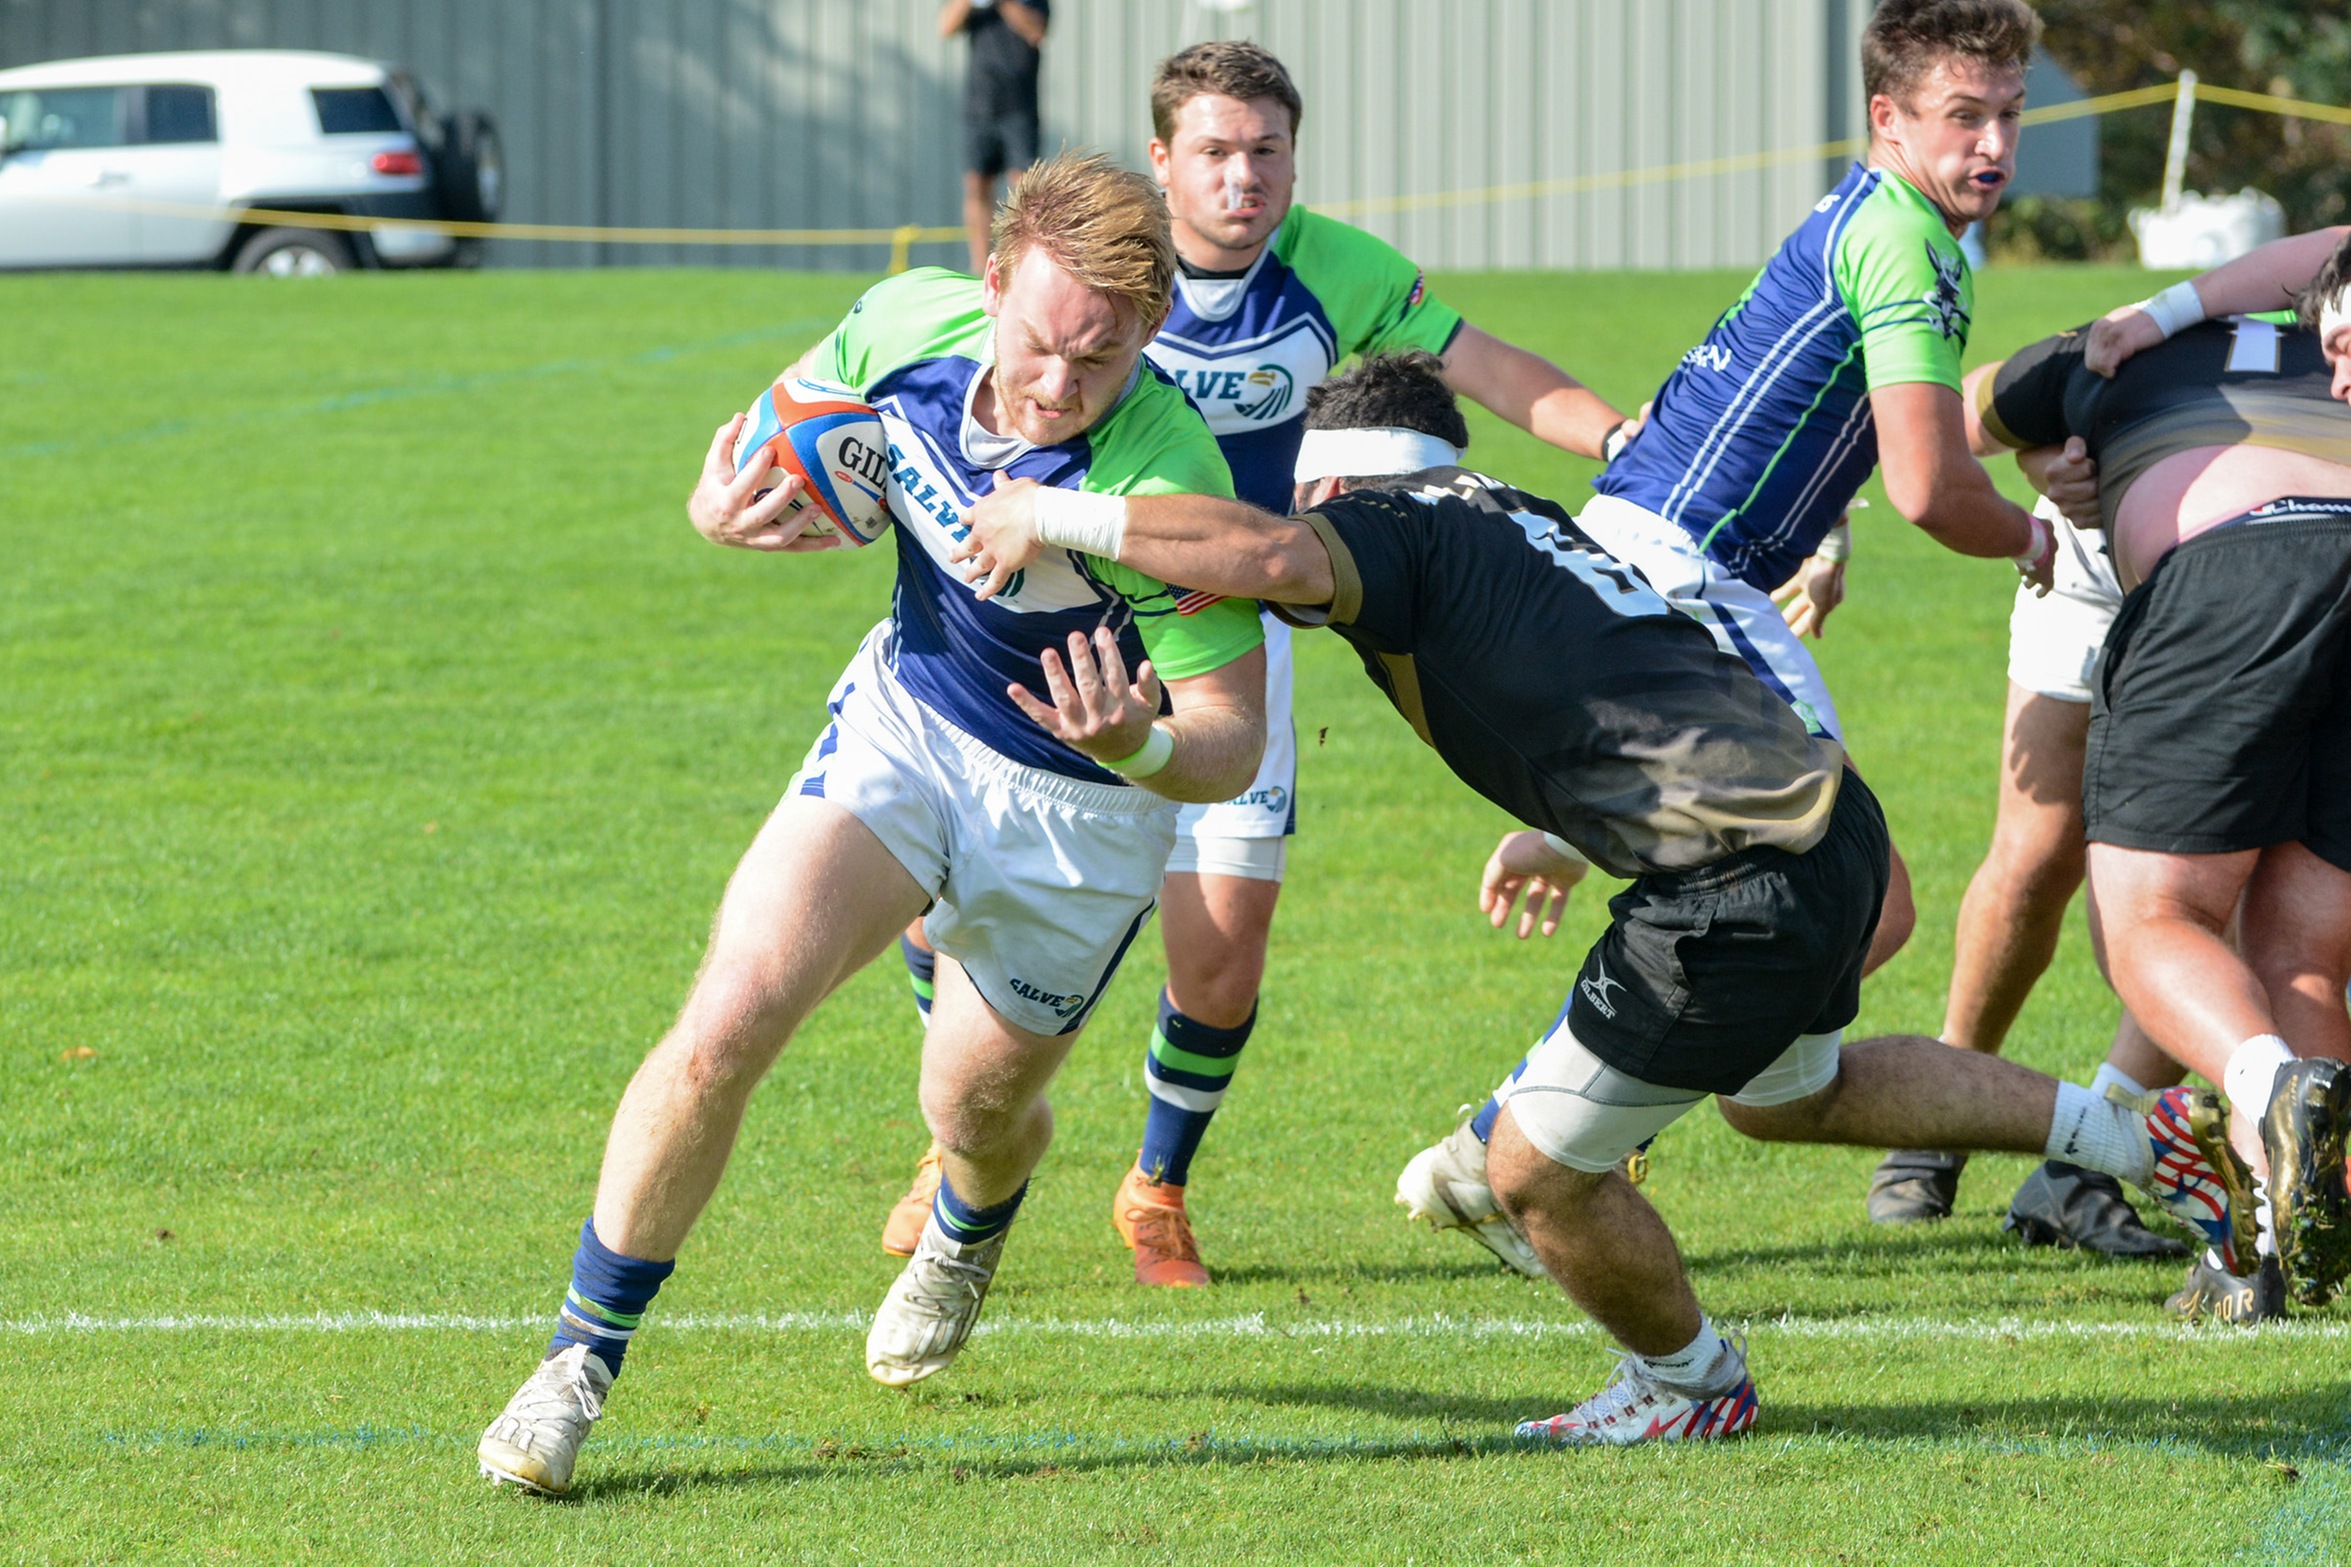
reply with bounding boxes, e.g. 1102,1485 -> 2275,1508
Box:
0,50 -> 502,273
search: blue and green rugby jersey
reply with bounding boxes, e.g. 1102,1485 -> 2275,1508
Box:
809,268 -> 1263,784
1596,164 -> 1973,592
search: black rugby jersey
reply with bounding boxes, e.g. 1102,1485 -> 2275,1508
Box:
962,0 -> 1047,122
1275,470 -> 1847,879
1977,316 -> 2351,530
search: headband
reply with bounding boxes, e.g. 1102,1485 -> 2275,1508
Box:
2320,281 -> 2351,350
1293,426 -> 1463,483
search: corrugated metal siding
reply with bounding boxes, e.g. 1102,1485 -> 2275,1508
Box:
0,0 -> 1897,271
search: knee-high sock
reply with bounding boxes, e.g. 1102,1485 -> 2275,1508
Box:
1138,989 -> 1255,1187
900,933 -> 936,1023
547,1217 -> 674,1377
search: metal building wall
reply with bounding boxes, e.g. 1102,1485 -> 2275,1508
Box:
0,0 -> 1869,271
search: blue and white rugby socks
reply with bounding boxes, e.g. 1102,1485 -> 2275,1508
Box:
933,1173 -> 1027,1248
1137,990 -> 1255,1186
548,1218 -> 675,1377
900,933 -> 937,1024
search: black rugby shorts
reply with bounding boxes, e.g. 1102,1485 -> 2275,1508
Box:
2085,499 -> 2351,871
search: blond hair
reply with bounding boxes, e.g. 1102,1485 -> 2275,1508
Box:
991,150 -> 1176,328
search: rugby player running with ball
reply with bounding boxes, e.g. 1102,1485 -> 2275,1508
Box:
475,153 -> 1268,1497
952,350 -> 2247,1445
887,40 -> 1631,1289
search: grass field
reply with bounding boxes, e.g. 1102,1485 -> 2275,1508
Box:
5,262 -> 2342,1564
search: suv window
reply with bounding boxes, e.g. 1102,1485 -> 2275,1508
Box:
0,85 -> 128,150
141,84 -> 217,144
311,86 -> 402,136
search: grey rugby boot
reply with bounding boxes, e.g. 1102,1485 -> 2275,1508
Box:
2003,1159 -> 2189,1258
478,1342 -> 613,1497
1396,1116 -> 1547,1279
1867,1149 -> 1967,1224
866,1215 -> 1010,1387
2166,1250 -> 2286,1325
2261,1058 -> 2351,1306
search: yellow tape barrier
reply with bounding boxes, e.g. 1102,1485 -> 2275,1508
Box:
24,78 -> 2350,263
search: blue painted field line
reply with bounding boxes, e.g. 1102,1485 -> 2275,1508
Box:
0,316 -> 828,464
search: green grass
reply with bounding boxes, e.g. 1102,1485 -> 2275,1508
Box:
5,263 -> 2339,1564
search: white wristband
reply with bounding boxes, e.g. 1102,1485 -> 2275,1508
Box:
1031,487 -> 1129,561
1107,723 -> 1175,780
2011,512 -> 2050,571
1815,521 -> 1852,564
1540,832 -> 1590,868
2138,280 -> 2206,341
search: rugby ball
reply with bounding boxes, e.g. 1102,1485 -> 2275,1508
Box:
730,376 -> 893,546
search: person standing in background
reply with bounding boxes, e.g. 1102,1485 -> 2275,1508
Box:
941,0 -> 1050,276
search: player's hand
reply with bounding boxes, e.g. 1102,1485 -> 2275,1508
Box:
953,474 -> 1050,599
2085,304 -> 2164,379
1008,627 -> 1163,765
2015,510 -> 2057,597
1772,552 -> 1847,640
2038,437 -> 2100,531
687,414 -> 830,552
1480,830 -> 1589,939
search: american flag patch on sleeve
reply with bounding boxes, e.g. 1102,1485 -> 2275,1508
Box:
1406,271 -> 1426,308
1174,589 -> 1226,616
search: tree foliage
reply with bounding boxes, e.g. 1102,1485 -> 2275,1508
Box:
1990,2 -> 2351,260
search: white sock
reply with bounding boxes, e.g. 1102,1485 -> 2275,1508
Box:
2223,1034 -> 2295,1114
2089,1061 -> 2147,1101
2257,1178 -> 2277,1257
2045,1080 -> 2152,1187
1635,1317 -> 1738,1394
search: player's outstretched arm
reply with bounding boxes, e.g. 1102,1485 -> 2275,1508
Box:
1872,381 -> 2052,592
1008,628 -> 1266,804
2086,225 -> 2351,376
1438,325 -> 1625,460
1480,831 -> 1590,940
955,478 -> 1339,607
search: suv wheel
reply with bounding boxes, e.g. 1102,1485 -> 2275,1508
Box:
234,227 -> 355,276
434,110 -> 504,225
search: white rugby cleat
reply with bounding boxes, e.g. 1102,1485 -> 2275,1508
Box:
478,1342 -> 613,1496
1396,1116 -> 1548,1279
1515,1345 -> 1759,1446
866,1217 -> 1010,1387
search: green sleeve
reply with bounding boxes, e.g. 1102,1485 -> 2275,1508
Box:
1076,371 -> 1261,678
807,267 -> 984,396
1276,206 -> 1464,360
1833,185 -> 1973,393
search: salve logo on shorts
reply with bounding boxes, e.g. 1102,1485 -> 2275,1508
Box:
1009,977 -> 1089,1020
1229,783 -> 1288,814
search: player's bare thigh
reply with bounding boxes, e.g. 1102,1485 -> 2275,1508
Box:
920,952 -> 1081,1203
1161,870 -> 1282,1029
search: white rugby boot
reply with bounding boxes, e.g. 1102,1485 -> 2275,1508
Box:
1395,1115 -> 1548,1279
866,1215 -> 1010,1387
1515,1340 -> 1759,1446
477,1342 -> 613,1496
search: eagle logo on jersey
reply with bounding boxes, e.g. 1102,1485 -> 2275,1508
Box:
1923,243 -> 1969,341
1234,364 -> 1295,422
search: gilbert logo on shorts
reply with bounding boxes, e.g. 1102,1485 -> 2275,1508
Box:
1578,955 -> 1626,1020
1010,977 -> 1088,1019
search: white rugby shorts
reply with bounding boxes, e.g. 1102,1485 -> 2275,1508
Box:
2007,499 -> 2122,704
1574,494 -> 1844,741
1498,1013 -> 1843,1173
786,623 -> 1175,1037
1172,610 -> 1298,878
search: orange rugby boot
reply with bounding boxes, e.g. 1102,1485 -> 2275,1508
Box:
881,1141 -> 945,1257
1112,1164 -> 1210,1287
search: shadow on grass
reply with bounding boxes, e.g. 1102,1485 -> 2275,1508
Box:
559,1380 -> 2351,1500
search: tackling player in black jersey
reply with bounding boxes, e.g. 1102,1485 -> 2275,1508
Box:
950,351 -> 2250,1447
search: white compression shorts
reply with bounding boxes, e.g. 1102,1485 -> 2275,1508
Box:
1496,1013 -> 1844,1173
786,622 -> 1174,1037
2007,498 -> 2123,704
1574,494 -> 1844,741
1171,608 -> 1297,884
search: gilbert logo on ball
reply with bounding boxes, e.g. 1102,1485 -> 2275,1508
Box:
730,377 -> 894,546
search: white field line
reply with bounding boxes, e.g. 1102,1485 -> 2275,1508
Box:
12,1309 -> 2351,1343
